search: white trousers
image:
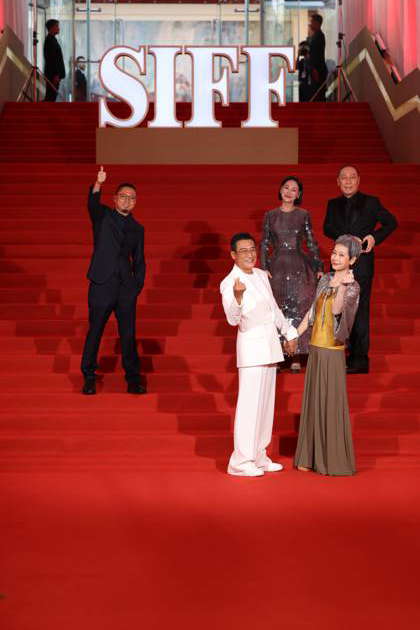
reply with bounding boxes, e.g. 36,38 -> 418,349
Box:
228,364 -> 277,474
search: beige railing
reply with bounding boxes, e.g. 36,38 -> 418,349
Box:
341,27 -> 419,163
0,26 -> 35,111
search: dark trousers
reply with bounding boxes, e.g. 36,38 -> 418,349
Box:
44,77 -> 59,102
313,71 -> 328,102
299,82 -> 315,103
348,273 -> 373,369
81,275 -> 140,383
313,80 -> 327,101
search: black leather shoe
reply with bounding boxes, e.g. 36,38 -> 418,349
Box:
346,366 -> 369,374
82,378 -> 96,395
127,382 -> 146,394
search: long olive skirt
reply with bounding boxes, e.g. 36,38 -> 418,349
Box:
294,345 -> 356,476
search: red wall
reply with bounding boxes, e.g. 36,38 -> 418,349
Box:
343,0 -> 419,77
0,0 -> 5,31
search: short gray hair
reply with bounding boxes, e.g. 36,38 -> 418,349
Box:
335,234 -> 362,260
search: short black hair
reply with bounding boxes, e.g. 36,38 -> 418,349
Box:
278,176 -> 304,205
115,182 -> 137,195
46,19 -> 59,31
337,164 -> 360,177
298,41 -> 310,56
76,56 -> 86,62
312,14 -> 323,26
230,232 -> 256,252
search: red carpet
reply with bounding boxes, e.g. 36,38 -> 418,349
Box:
0,103 -> 419,629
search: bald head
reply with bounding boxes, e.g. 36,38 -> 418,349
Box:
337,165 -> 360,198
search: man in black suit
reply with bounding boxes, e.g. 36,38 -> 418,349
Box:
323,165 -> 397,373
74,56 -> 87,102
308,14 -> 328,101
298,40 -> 314,102
43,19 -> 66,102
81,167 -> 146,395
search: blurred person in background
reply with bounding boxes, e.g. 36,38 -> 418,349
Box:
43,19 -> 65,102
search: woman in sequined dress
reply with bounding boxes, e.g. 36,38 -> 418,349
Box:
260,176 -> 323,371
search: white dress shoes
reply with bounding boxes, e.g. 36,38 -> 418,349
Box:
228,464 -> 264,477
258,460 -> 284,472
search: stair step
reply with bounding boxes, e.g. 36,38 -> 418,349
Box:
0,103 -> 417,471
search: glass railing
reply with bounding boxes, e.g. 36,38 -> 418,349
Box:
26,1 -> 340,103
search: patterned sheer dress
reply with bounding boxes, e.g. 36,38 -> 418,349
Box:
260,207 -> 323,353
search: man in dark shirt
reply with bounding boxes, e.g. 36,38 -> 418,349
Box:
43,19 -> 66,102
81,167 -> 146,395
297,40 -> 314,102
75,56 -> 87,102
308,14 -> 328,101
323,165 -> 398,373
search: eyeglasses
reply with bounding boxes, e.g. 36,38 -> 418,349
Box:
117,194 -> 136,202
237,247 -> 257,255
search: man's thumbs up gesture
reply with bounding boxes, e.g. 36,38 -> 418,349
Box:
233,277 -> 246,305
97,165 -> 106,185
93,166 -> 107,193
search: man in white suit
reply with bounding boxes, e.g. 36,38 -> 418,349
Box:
220,233 -> 298,477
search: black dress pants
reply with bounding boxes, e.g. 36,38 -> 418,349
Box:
313,71 -> 327,102
44,77 -> 59,102
348,273 -> 373,369
81,275 -> 140,383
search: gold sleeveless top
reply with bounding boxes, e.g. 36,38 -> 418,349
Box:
310,291 -> 345,351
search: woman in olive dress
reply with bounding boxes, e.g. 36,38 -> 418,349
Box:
261,176 -> 323,371
293,235 -> 361,476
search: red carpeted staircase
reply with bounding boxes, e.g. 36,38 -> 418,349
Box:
1,101 -> 420,630
0,101 -> 389,163
0,102 -> 418,473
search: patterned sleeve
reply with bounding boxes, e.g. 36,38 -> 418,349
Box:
334,281 -> 360,344
308,273 -> 330,328
303,212 -> 324,272
260,212 -> 272,271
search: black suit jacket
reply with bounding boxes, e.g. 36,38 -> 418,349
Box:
86,188 -> 146,291
323,192 -> 397,277
75,68 -> 87,101
308,30 -> 327,80
43,34 -> 65,79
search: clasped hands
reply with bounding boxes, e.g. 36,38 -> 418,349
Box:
283,338 -> 298,356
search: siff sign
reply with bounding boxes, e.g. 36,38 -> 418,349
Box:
99,46 -> 295,129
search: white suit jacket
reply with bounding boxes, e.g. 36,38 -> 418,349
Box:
220,264 -> 298,368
